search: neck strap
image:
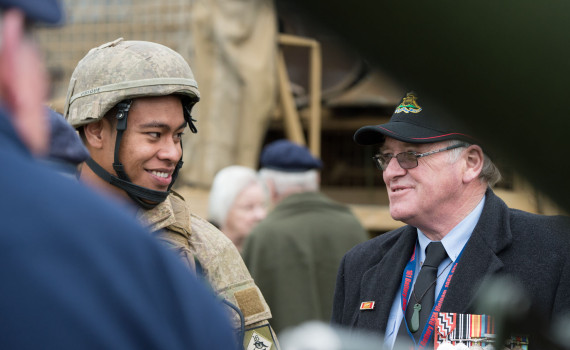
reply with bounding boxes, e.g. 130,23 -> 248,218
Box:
85,157 -> 168,209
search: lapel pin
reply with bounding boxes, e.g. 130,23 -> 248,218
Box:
360,301 -> 375,310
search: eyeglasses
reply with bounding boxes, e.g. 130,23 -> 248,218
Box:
372,143 -> 467,171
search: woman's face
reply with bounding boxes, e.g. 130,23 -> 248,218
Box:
224,182 -> 267,249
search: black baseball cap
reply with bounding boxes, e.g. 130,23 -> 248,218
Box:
0,0 -> 64,25
354,91 -> 478,146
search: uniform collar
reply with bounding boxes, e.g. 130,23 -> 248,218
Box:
417,195 -> 486,263
136,191 -> 193,239
137,195 -> 177,232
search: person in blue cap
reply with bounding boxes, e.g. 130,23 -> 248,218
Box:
0,1 -> 237,349
40,107 -> 90,178
242,139 -> 368,335
331,91 -> 570,349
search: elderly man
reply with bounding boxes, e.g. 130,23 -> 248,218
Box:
243,139 -> 368,335
331,92 -> 570,349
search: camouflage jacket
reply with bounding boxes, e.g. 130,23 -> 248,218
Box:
137,191 -> 278,348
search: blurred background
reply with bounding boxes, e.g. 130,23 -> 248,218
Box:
37,0 -> 566,238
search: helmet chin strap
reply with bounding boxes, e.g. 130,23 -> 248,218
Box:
86,99 -> 197,210
85,157 -> 171,209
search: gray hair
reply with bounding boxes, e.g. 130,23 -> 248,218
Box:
208,166 -> 261,227
447,141 -> 502,188
259,168 -> 319,197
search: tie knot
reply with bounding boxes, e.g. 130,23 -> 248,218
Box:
424,241 -> 447,268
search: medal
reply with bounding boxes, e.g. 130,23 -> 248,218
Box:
454,342 -> 469,350
437,341 -> 455,350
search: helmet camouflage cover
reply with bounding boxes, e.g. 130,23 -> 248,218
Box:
64,38 -> 200,127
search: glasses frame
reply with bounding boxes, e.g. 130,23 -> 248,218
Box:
372,143 -> 468,171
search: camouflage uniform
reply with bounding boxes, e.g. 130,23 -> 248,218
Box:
138,191 -> 279,348
137,191 -> 271,323
64,38 -> 279,349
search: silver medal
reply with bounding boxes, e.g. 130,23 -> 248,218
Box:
438,341 -> 455,350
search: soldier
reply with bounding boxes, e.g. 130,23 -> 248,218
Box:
63,38 -> 278,349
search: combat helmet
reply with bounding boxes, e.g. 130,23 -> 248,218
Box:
63,38 -> 200,209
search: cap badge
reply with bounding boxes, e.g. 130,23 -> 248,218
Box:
360,301 -> 375,310
395,92 -> 422,114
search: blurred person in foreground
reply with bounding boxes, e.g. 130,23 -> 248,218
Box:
0,1 -> 236,349
63,38 -> 278,349
209,165 -> 267,252
332,91 -> 570,349
279,321 -> 384,350
242,139 -> 369,335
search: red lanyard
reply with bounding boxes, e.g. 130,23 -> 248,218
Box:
400,245 -> 463,349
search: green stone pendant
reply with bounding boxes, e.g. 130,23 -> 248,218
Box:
410,303 -> 421,332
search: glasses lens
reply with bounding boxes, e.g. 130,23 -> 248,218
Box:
373,155 -> 388,170
396,152 -> 418,169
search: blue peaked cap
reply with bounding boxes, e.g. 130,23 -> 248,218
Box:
0,0 -> 64,25
260,139 -> 322,172
46,108 -> 89,165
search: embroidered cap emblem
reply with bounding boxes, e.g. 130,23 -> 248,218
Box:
360,301 -> 375,310
394,92 -> 422,114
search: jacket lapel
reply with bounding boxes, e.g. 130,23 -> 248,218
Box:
353,189 -> 512,329
442,189 -> 512,313
357,226 -> 417,331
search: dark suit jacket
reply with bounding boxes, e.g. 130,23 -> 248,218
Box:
332,188 -> 570,334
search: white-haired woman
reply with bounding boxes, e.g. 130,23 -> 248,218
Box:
208,165 -> 267,251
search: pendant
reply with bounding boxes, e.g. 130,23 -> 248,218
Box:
411,303 -> 421,332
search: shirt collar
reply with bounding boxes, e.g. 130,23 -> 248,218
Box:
417,195 -> 486,263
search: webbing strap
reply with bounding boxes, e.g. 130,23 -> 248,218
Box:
112,100 -> 131,182
85,157 -> 169,209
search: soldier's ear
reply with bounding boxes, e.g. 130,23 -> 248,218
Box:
83,121 -> 105,149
